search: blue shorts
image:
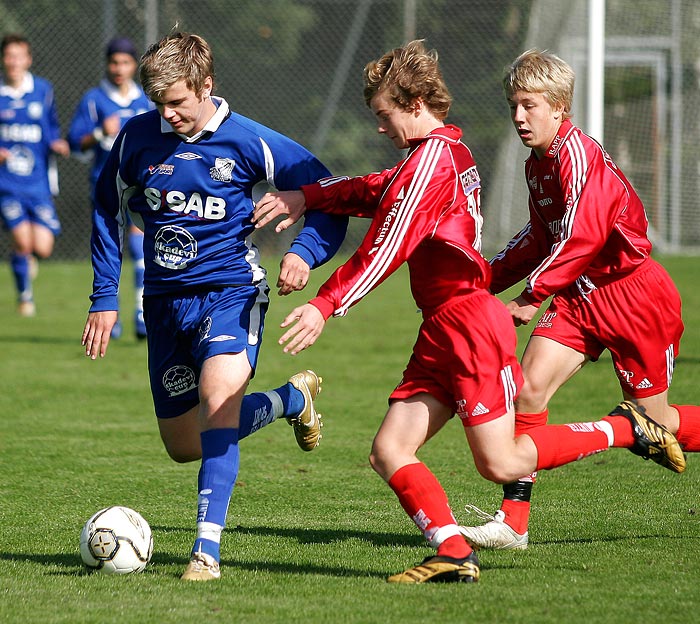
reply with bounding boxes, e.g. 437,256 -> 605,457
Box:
144,282 -> 270,419
0,194 -> 61,235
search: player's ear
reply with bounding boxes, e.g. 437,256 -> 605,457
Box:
202,75 -> 213,99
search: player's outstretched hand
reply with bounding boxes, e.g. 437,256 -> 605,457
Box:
277,252 -> 311,296
279,303 -> 325,355
253,190 -> 307,232
505,296 -> 539,326
82,310 -> 119,359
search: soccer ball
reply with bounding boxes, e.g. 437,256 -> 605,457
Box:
80,506 -> 153,574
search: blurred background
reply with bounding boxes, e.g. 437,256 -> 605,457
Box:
1,0 -> 699,261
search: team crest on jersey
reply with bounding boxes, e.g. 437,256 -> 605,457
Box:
28,102 -> 43,119
210,157 -> 236,182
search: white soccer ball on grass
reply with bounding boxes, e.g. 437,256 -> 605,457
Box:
80,506 -> 153,574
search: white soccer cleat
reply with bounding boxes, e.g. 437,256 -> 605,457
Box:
458,505 -> 529,551
180,550 -> 221,581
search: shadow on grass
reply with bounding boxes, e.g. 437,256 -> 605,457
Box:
5,528 -> 694,579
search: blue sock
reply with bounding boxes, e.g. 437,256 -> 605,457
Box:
236,385 -> 305,441
275,383 -> 305,418
238,392 -> 280,440
128,230 -> 145,265
11,253 -> 31,301
193,428 -> 239,562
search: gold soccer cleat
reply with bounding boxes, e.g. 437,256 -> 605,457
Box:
610,400 -> 686,473
287,370 -> 323,451
180,551 -> 221,581
387,552 -> 480,584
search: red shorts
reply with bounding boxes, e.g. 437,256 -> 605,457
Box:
390,290 -> 523,426
532,258 -> 683,398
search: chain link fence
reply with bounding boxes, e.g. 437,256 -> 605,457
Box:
1,0 -> 699,262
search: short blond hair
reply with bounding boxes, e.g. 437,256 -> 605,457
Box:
363,39 -> 452,120
139,31 -> 214,100
503,48 -> 575,119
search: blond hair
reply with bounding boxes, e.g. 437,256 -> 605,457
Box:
503,48 -> 575,119
363,39 -> 452,120
139,31 -> 215,99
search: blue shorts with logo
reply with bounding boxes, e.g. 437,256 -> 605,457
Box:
0,194 -> 61,235
144,282 -> 269,419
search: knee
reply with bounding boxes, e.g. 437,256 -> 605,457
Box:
368,440 -> 392,480
165,448 -> 200,463
516,378 -> 549,413
160,438 -> 201,463
473,459 -> 515,485
368,447 -> 383,475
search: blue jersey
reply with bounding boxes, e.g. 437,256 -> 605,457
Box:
67,79 -> 153,190
90,98 -> 346,310
0,73 -> 62,200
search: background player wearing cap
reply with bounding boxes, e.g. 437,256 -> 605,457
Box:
0,33 -> 70,316
68,37 -> 152,338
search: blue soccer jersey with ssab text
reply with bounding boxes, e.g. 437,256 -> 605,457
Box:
0,73 -> 62,200
89,97 -> 346,310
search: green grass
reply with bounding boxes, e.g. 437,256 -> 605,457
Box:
1,255 -> 699,623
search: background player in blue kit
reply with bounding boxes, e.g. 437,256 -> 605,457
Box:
0,33 -> 69,316
68,37 -> 153,339
81,31 -> 346,581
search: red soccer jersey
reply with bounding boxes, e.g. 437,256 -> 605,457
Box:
301,125 -> 491,319
490,119 -> 652,305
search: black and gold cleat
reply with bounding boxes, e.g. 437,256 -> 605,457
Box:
387,552 -> 480,584
610,400 -> 686,473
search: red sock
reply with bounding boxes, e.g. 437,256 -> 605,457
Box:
500,498 -> 530,535
527,422 -> 611,470
498,410 -> 547,534
515,410 -> 549,435
388,462 -> 471,559
674,405 -> 700,452
600,414 -> 635,447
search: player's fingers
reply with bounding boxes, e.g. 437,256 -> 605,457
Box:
280,308 -> 302,329
277,281 -> 294,296
81,322 -> 92,346
283,329 -> 311,355
274,217 -> 295,233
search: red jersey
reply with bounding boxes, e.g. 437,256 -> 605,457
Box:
301,125 -> 490,318
490,119 -> 652,305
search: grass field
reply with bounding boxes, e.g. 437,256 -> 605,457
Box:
1,255 -> 699,624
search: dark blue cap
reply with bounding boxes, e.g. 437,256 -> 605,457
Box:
106,37 -> 138,59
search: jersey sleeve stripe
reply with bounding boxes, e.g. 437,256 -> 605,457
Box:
527,132 -> 588,294
259,137 -> 275,186
335,138 -> 444,315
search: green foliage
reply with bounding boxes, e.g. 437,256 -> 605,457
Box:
0,256 -> 698,623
